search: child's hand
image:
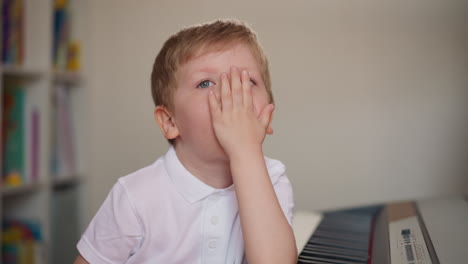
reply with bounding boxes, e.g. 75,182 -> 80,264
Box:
208,67 -> 274,158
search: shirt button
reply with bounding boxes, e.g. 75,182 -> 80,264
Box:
208,240 -> 217,249
211,216 -> 219,225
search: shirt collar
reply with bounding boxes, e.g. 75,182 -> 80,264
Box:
164,146 -> 234,204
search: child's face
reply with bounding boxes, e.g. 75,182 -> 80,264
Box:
171,43 -> 270,160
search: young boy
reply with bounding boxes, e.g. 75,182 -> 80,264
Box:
74,19 -> 297,264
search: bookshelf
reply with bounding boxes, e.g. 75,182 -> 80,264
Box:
1,0 -> 87,263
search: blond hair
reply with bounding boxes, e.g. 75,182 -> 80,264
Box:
151,19 -> 274,110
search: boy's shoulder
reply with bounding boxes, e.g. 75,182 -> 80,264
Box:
264,155 -> 287,185
116,155 -> 169,196
264,155 -> 285,171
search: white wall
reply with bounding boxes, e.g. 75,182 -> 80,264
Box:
82,0 -> 468,223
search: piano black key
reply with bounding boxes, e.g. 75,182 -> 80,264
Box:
298,205 -> 381,264
298,258 -> 341,264
315,225 -> 370,237
298,254 -> 366,264
302,244 -> 369,259
312,231 -> 370,244
307,237 -> 369,251
301,248 -> 369,262
298,259 -> 337,264
318,221 -> 371,233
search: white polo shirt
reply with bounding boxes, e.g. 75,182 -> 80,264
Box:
77,146 -> 294,264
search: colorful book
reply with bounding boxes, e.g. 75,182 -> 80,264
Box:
30,108 -> 40,182
1,0 -> 24,64
2,81 -> 25,186
51,83 -> 76,178
2,0 -> 12,62
53,0 -> 70,70
2,219 -> 44,264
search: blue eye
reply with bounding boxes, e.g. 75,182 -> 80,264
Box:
197,80 -> 214,89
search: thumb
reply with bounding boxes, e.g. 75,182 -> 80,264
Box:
259,104 -> 274,129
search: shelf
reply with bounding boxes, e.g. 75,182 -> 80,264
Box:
52,70 -> 83,84
1,0 -> 87,263
1,64 -> 45,79
0,183 -> 42,198
0,65 -> 82,84
52,174 -> 82,189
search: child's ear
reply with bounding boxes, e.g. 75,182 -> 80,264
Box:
266,106 -> 274,135
154,106 -> 179,140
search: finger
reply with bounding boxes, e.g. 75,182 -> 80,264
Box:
259,104 -> 275,129
220,72 -> 232,111
214,86 -> 221,103
208,90 -> 221,120
212,88 -> 221,109
230,67 -> 242,108
242,70 -> 253,111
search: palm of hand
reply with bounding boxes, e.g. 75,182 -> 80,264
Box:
208,67 -> 274,158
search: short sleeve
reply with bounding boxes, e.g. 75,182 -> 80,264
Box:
77,181 -> 144,264
273,173 -> 295,227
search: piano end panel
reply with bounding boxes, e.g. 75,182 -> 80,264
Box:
370,207 -> 390,264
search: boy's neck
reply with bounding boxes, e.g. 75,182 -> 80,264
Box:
174,145 -> 233,189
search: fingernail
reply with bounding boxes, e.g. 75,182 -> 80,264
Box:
242,70 -> 248,76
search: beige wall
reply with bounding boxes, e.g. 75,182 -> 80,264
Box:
82,0 -> 468,224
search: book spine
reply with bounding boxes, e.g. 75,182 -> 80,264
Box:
30,108 -> 39,182
53,84 -> 76,178
17,0 -> 24,63
2,0 -> 11,63
1,0 -> 24,65
2,82 -> 25,186
53,0 -> 71,70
